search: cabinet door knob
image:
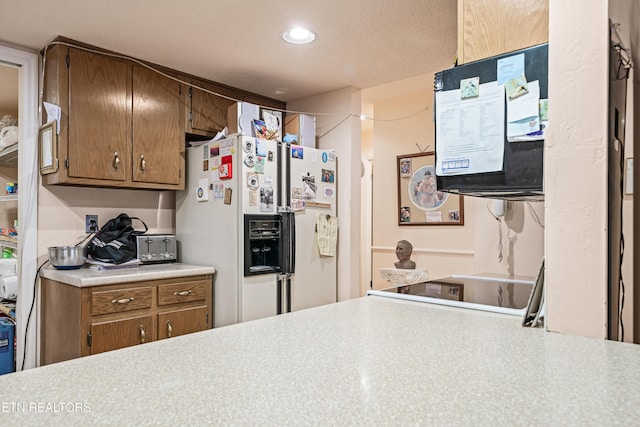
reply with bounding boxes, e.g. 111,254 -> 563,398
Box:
111,297 -> 134,305
113,152 -> 120,170
140,154 -> 146,172
139,325 -> 146,343
167,320 -> 173,338
173,290 -> 192,296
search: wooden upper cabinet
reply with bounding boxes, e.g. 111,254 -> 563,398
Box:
68,47 -> 131,182
43,43 -> 185,190
42,37 -> 285,189
188,79 -> 236,137
457,0 -> 549,64
132,65 -> 184,186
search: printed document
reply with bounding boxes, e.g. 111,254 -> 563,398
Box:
435,81 -> 505,176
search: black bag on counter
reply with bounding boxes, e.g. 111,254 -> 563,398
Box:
87,213 -> 148,264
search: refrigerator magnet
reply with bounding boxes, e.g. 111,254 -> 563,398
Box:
291,146 -> 304,159
260,186 -> 274,211
249,189 -> 258,206
247,173 -> 259,189
256,139 -> 267,157
244,154 -> 255,168
220,155 -> 233,180
213,184 -> 224,200
196,178 -> 209,202
321,169 -> 334,183
255,157 -> 265,173
323,187 -> 335,198
243,139 -> 254,153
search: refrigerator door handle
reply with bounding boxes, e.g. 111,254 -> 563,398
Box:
289,213 -> 296,275
280,211 -> 296,275
277,275 -> 283,315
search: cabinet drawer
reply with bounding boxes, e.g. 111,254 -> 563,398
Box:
157,279 -> 207,306
90,315 -> 153,355
158,306 -> 208,340
91,286 -> 153,316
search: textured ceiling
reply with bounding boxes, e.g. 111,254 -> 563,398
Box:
0,0 -> 457,105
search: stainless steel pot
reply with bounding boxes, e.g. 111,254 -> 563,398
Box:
48,246 -> 88,270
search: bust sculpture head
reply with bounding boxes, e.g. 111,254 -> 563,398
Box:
394,240 -> 416,269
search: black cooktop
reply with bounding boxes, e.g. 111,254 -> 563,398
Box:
370,275 -> 535,315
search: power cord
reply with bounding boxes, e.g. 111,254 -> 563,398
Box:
525,202 -> 544,228
20,259 -> 49,371
486,200 -> 504,262
617,138 -> 626,342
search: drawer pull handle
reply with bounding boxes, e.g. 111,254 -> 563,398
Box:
140,154 -> 146,172
140,325 -> 146,343
112,297 -> 135,305
113,152 -> 120,170
173,290 -> 192,296
167,320 -> 173,338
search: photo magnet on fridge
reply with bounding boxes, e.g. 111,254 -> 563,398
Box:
220,155 -> 233,179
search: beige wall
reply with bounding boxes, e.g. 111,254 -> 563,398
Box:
546,0 -> 610,338
37,185 -> 175,262
370,86 -> 473,288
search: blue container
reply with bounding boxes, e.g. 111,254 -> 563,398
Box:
0,317 -> 15,375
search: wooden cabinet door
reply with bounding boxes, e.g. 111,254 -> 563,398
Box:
68,47 -> 131,181
132,65 -> 184,186
189,80 -> 236,135
458,0 -> 548,63
90,315 -> 153,355
157,306 -> 208,340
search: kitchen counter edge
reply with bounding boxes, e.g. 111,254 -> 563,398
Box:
39,263 -> 215,287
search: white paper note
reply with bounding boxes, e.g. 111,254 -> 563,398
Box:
43,101 -> 61,134
435,81 -> 505,176
316,214 -> 338,257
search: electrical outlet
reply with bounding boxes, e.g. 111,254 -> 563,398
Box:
85,215 -> 98,234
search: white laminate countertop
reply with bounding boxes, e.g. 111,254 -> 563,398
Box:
39,263 -> 215,287
2,296 -> 640,425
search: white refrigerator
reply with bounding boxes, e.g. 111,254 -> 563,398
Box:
176,134 -> 338,327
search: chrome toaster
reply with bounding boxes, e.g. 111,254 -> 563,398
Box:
136,234 -> 177,264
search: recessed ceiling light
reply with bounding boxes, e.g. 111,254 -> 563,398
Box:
282,27 -> 316,44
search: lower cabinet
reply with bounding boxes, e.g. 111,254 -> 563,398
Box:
157,306 -> 208,340
90,315 -> 153,355
40,274 -> 213,365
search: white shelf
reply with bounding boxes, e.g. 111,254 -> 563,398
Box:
0,235 -> 17,249
0,144 -> 18,167
0,194 -> 17,202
